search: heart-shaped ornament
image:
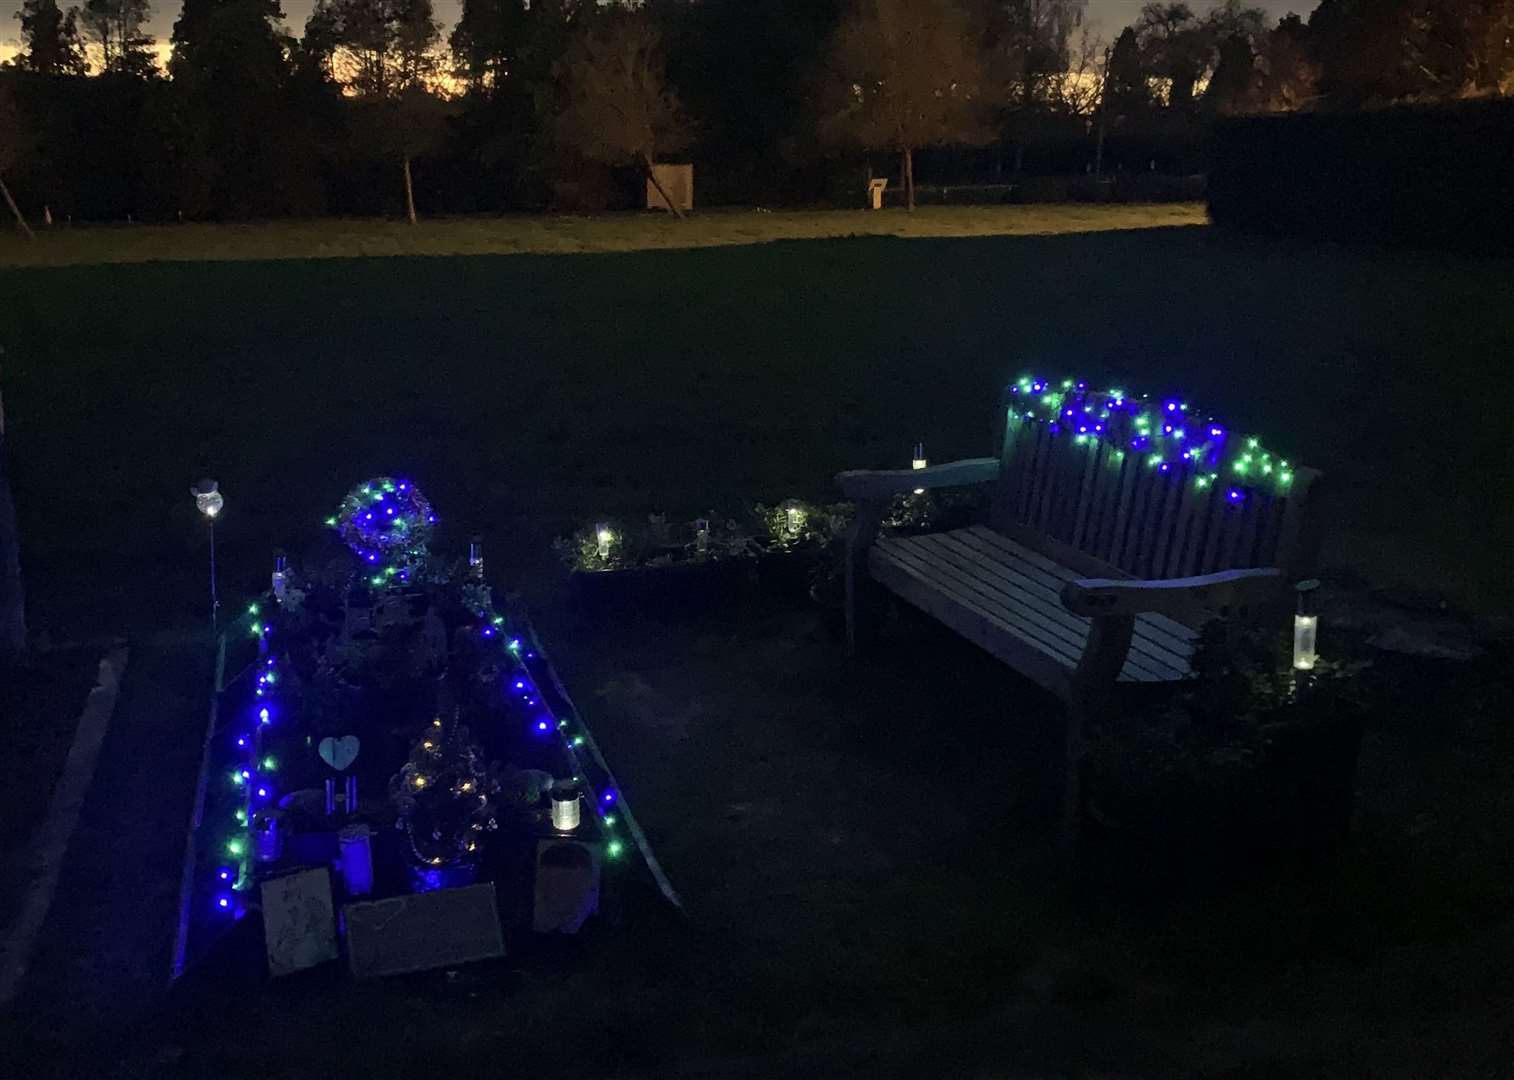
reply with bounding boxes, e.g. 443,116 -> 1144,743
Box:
318,735 -> 361,771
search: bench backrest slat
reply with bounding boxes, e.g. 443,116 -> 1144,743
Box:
991,400 -> 1322,583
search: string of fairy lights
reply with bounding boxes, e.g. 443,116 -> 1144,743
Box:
1010,376 -> 1296,502
207,479 -> 626,920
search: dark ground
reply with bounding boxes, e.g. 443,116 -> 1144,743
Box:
1,224 -> 1512,1075
7,600 -> 1510,1078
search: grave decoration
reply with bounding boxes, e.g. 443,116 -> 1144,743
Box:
187,477 -> 642,976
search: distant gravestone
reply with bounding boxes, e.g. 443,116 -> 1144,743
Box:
343,883 -> 505,978
261,867 -> 338,977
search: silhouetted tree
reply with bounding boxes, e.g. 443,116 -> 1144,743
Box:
15,0 -> 89,76
1253,12 -> 1318,111
551,8 -> 690,218
818,0 -> 996,210
81,0 -> 158,77
304,0 -> 445,223
1103,24 -> 1151,118
0,85 -> 36,238
167,0 -> 303,217
450,0 -> 529,97
1310,0 -> 1514,104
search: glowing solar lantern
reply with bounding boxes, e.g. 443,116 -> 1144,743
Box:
780,500 -> 807,539
191,479 -> 223,519
551,783 -> 581,832
595,523 -> 615,560
271,551 -> 288,603
911,442 -> 927,494
1293,579 -> 1321,672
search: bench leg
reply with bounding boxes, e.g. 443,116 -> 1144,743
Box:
1059,703 -> 1088,859
843,504 -> 886,656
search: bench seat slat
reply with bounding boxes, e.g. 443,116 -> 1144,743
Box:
929,532 -> 1194,676
874,528 -> 1196,684
953,526 -> 1200,645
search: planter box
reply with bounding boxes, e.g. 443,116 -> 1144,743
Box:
571,556 -> 752,616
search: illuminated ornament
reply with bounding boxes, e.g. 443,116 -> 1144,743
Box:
413,774 -> 428,789
330,476 -> 435,568
1293,579 -> 1321,672
551,783 -> 581,832
695,518 -> 710,554
911,442 -> 927,495
595,523 -> 615,560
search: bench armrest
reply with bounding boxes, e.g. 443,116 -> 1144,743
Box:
836,457 -> 999,502
1060,567 -> 1283,622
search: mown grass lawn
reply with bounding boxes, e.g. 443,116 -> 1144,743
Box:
1,207 -> 1510,638
0,204 -> 1207,266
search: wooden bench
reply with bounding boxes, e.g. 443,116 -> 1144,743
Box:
838,379 -> 1325,849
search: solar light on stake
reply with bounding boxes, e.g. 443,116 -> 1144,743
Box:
595,523 -> 615,561
271,550 -> 288,604
463,533 -> 481,578
190,479 -> 223,633
911,442 -> 927,495
695,518 -> 710,554
1293,579 -> 1321,672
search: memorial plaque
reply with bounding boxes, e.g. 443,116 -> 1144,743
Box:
533,838 -> 601,934
261,867 -> 339,977
344,882 -> 505,978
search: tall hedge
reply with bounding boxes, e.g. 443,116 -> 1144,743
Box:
1208,99 -> 1514,255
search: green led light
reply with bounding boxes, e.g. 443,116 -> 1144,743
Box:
262,756 -> 277,771
249,622 -> 262,636
248,603 -> 260,616
607,841 -> 624,858
1234,462 -> 1248,474
1148,456 -> 1162,469
371,576 -> 384,586
1074,434 -> 1088,446
604,815 -> 617,827
1247,437 -> 1259,449
491,615 -> 504,626
324,516 -> 337,527
264,672 -> 277,685
232,770 -> 246,786
572,736 -> 585,747
235,808 -> 247,824
1280,471 -> 1293,484
226,838 -> 245,857
1114,450 -> 1126,461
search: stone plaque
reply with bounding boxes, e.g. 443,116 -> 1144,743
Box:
533,838 -> 601,934
261,867 -> 338,977
343,883 -> 505,978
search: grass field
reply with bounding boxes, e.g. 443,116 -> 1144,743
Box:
0,204 -> 1208,266
2,206 -> 1511,639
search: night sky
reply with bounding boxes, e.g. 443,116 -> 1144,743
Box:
0,0 -> 1314,54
